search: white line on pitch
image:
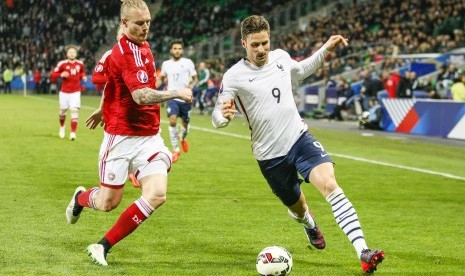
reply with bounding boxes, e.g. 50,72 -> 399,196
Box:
28,95 -> 465,181
189,125 -> 465,181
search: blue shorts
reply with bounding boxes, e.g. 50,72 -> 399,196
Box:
166,100 -> 192,123
257,132 -> 333,206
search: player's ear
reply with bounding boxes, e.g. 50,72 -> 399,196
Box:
121,18 -> 128,28
241,39 -> 246,49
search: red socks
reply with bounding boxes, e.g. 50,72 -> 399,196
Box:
77,188 -> 99,209
104,197 -> 154,246
71,118 -> 78,132
59,114 -> 66,127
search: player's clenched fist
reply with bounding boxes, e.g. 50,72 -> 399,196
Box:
222,98 -> 237,120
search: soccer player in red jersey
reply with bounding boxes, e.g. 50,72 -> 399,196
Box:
90,25 -> 141,188
90,25 -> 140,188
50,45 -> 86,140
66,0 -> 192,266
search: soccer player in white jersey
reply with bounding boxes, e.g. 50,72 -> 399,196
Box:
212,15 -> 384,273
157,39 -> 198,163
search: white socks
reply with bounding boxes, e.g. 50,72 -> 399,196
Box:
326,188 -> 368,258
288,208 -> 316,229
168,126 -> 179,150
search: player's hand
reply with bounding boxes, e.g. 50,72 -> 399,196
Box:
222,98 -> 237,120
176,87 -> 193,103
82,76 -> 88,82
85,108 -> 104,129
61,71 -> 70,78
323,35 -> 349,52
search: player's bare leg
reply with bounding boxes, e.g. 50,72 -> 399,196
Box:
67,186 -> 123,265
310,162 -> 384,272
288,192 -> 325,249
86,160 -> 168,265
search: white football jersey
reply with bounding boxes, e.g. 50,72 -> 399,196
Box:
212,48 -> 328,160
161,58 -> 197,102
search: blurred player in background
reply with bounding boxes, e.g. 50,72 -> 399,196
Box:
89,25 -> 140,188
90,27 -> 123,93
212,15 -> 384,273
196,61 -> 210,114
66,0 -> 192,266
50,44 -> 86,140
157,39 -> 198,163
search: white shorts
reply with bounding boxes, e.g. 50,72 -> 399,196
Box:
98,132 -> 172,188
59,91 -> 81,109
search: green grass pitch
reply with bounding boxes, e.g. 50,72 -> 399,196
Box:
0,94 -> 464,275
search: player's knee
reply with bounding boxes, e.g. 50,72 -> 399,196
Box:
324,177 -> 339,195
100,200 -> 119,212
146,194 -> 166,209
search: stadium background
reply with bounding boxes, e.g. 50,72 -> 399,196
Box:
1,0 -> 465,274
1,0 -> 465,140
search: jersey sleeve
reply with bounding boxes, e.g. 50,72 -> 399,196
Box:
92,71 -> 107,85
121,50 -> 152,92
80,63 -> 86,78
188,59 -> 197,76
160,61 -> 167,77
50,62 -> 63,82
290,47 -> 330,82
211,70 -> 238,128
92,58 -> 108,85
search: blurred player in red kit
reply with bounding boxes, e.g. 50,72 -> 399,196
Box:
51,45 -> 86,140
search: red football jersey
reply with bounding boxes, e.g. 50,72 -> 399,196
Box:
92,50 -> 112,91
103,35 -> 159,136
51,60 -> 85,93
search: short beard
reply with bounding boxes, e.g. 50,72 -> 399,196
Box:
172,54 -> 182,61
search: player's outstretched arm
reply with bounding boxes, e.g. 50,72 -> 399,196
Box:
132,87 -> 193,105
323,35 -> 349,52
291,35 -> 349,81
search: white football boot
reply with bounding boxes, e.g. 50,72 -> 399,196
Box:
86,244 -> 108,266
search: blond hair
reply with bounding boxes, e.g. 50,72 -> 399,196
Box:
116,24 -> 124,40
65,44 -> 78,52
120,0 -> 148,19
240,15 -> 270,39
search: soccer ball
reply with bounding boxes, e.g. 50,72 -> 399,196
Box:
256,246 -> 293,276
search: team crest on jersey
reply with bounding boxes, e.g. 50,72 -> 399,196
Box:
95,64 -> 103,72
219,82 -> 224,94
137,70 -> 149,83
